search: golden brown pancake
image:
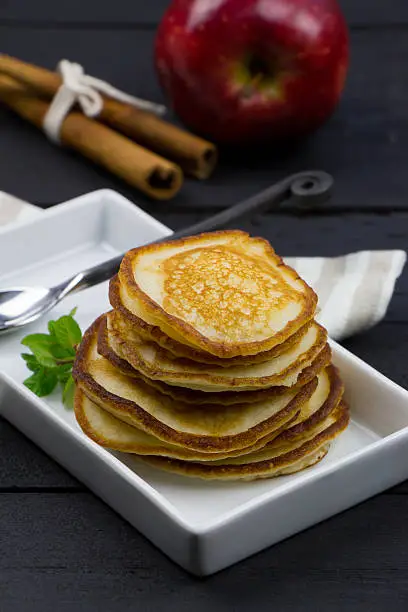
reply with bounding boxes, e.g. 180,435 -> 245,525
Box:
106,310 -> 327,391
74,365 -> 342,462
139,402 -> 349,481
118,230 -> 317,357
73,318 -> 317,453
72,228 -> 351,482
110,275 -> 312,366
74,388 -> 294,461
275,364 -> 344,441
140,445 -> 331,481
97,314 -> 332,405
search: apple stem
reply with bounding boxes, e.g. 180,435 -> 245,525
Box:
242,73 -> 263,98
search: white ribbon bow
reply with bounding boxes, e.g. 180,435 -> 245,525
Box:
43,59 -> 166,144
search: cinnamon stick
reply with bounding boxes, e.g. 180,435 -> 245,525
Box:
0,75 -> 183,200
0,54 -> 218,179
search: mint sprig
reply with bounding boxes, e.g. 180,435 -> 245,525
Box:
20,308 -> 81,408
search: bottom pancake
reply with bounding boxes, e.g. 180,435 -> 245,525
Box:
74,360 -> 344,466
138,401 -> 349,481
140,444 -> 331,482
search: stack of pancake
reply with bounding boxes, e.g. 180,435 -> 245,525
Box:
73,231 -> 349,480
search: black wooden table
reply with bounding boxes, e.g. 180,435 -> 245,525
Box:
1,1 -> 408,609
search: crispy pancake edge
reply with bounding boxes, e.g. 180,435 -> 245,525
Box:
73,317 -> 318,452
74,365 -> 343,460
275,364 -> 344,441
72,317 -> 316,452
139,445 -> 330,482
118,230 -> 318,357
97,313 -> 332,403
74,388 -> 301,461
107,312 -> 328,390
110,274 -> 313,366
138,401 -> 350,479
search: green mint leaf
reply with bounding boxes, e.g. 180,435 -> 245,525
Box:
69,307 -> 78,317
24,368 -> 58,397
22,332 -> 75,364
56,363 -> 73,384
58,372 -> 71,386
21,334 -> 58,368
21,353 -> 41,373
62,375 -> 75,409
21,332 -> 53,349
47,319 -> 57,338
50,344 -> 76,361
21,308 -> 81,409
51,315 -> 82,349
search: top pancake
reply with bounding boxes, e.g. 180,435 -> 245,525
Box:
109,275 -> 312,367
118,231 -> 317,357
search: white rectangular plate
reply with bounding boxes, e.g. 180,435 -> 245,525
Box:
1,189 -> 408,576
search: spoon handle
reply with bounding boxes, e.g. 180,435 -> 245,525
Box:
56,169 -> 333,299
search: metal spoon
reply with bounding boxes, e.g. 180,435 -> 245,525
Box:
0,170 -> 332,334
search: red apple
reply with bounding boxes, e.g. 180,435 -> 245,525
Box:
155,0 -> 349,145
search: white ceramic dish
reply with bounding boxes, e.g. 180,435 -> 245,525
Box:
0,191 -> 43,227
1,189 -> 408,576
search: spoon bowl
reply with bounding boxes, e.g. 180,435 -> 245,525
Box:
0,286 -> 60,332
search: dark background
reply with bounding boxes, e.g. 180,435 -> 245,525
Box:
1,1 -> 408,609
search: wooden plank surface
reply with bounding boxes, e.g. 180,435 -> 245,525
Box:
0,27 -> 407,210
0,418 -> 81,489
1,492 -> 408,611
0,0 -> 407,26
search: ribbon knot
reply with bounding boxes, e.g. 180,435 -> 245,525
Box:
43,59 -> 166,144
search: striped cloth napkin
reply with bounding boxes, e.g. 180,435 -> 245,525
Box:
0,191 -> 405,341
285,251 -> 406,340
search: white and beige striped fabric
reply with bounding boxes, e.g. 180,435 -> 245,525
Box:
285,251 -> 406,340
0,191 -> 405,341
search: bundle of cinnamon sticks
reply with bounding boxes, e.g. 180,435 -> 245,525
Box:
0,55 -> 218,200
